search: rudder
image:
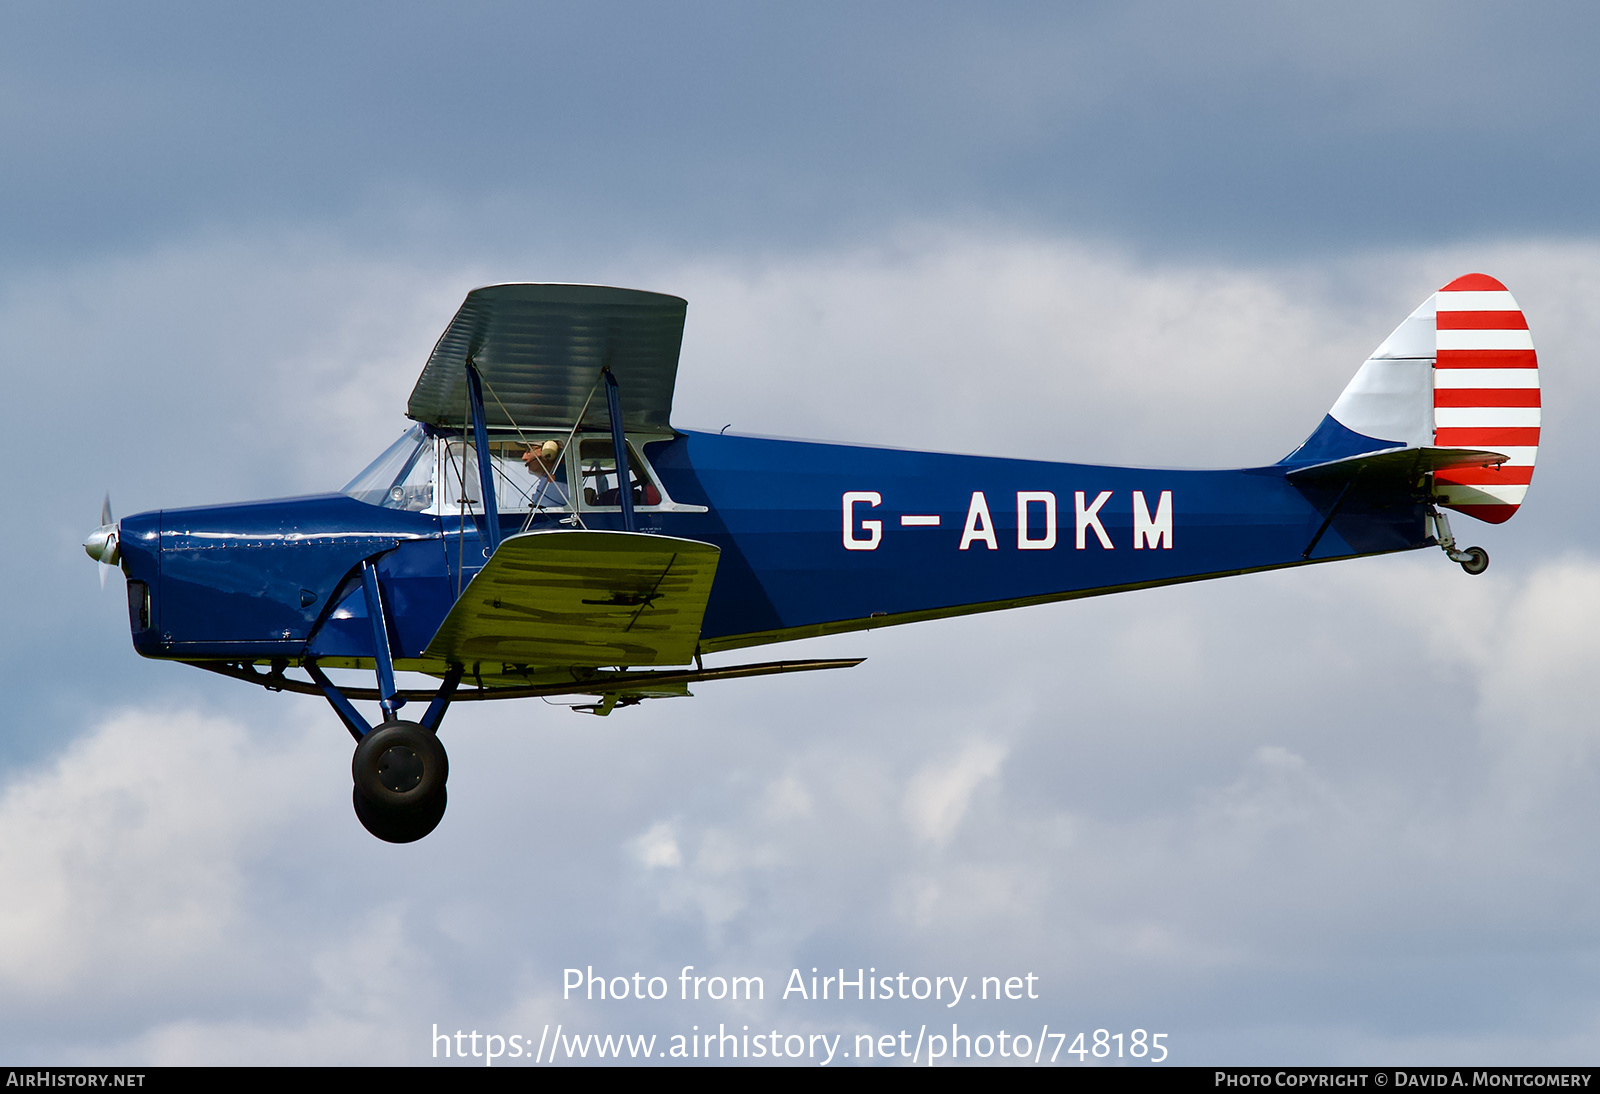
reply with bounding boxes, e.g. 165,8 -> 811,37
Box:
1431,273 -> 1539,524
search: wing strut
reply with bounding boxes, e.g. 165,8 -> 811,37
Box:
603,368 -> 638,533
465,360 -> 502,555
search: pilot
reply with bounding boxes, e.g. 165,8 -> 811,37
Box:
521,440 -> 568,507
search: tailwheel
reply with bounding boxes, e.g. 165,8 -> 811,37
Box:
1430,507 -> 1490,576
351,720 -> 449,843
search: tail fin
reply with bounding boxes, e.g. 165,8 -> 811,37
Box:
1282,273 -> 1539,524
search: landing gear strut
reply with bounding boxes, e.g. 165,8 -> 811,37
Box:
1429,506 -> 1489,575
308,559 -> 465,843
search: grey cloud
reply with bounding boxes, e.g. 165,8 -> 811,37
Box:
3,3 -> 1599,261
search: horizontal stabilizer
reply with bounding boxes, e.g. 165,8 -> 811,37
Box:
1286,445 -> 1509,484
424,529 -> 719,668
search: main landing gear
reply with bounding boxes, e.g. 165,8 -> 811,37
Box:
1429,506 -> 1489,576
308,560 -> 464,843
351,720 -> 450,843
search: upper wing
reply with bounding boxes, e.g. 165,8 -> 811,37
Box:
406,283 -> 687,433
422,529 -> 720,668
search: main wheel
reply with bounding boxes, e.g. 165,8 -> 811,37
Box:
354,785 -> 448,843
352,720 -> 448,811
1459,546 -> 1489,575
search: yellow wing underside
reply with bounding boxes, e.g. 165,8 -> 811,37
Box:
423,529 -> 720,669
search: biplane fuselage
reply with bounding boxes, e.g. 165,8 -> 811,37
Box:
115,430 -> 1428,673
91,278 -> 1537,840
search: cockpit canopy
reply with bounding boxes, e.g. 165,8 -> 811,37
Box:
341,424 -> 669,515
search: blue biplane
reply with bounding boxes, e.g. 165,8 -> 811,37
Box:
85,274 -> 1539,841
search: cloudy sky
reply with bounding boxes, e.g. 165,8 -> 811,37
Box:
4,1 -> 1600,1066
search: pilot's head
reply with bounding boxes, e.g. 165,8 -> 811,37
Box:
522,440 -> 563,475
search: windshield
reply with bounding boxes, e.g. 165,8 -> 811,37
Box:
342,425 -> 435,511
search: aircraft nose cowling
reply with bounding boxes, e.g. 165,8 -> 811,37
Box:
84,525 -> 120,565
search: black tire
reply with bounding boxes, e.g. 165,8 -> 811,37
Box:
1460,546 -> 1489,575
352,720 -> 448,811
353,785 -> 447,843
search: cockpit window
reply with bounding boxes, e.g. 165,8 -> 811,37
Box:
343,428 -> 665,515
342,425 -> 435,511
577,438 -> 661,508
439,439 -> 570,514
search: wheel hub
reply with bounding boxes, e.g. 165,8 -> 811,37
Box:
377,745 -> 425,793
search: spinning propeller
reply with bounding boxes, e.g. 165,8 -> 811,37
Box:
83,493 -> 120,589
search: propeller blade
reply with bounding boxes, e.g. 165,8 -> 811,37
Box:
85,492 -> 120,572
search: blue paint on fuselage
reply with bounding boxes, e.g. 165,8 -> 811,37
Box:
119,429 -> 1429,664
120,494 -> 437,660
651,432 -> 1423,641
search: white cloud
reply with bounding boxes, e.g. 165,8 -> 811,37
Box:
632,821 -> 684,869
664,231 -> 1370,467
903,739 -> 1008,846
0,708 -> 321,998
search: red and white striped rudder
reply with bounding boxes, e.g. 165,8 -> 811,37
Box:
1432,273 -> 1539,524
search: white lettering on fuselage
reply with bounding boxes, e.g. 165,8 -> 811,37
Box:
843,490 -> 1174,551
1133,490 -> 1173,549
1075,490 -> 1114,549
843,492 -> 883,550
1016,492 -> 1057,550
959,492 -> 997,551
